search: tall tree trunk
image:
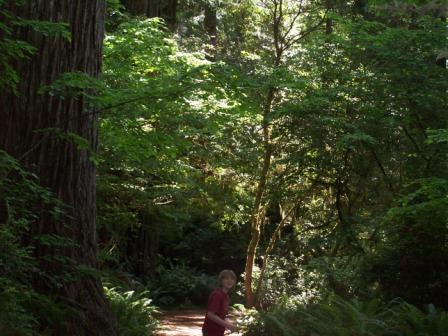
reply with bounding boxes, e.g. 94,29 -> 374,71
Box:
122,0 -> 177,27
0,1 -> 117,334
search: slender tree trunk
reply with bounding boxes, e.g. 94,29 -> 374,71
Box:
254,200 -> 299,308
322,0 -> 333,34
244,88 -> 275,308
0,1 -> 117,334
243,0 -> 284,309
242,0 -> 327,308
204,2 -> 217,59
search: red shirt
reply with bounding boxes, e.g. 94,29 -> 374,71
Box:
202,287 -> 229,336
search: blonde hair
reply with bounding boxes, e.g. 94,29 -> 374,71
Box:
218,269 -> 237,286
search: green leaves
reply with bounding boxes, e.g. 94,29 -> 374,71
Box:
243,297 -> 448,336
97,17 -> 257,281
338,131 -> 378,149
0,151 -> 77,334
15,18 -> 70,40
95,0 -> 448,317
104,287 -> 159,336
426,129 -> 448,145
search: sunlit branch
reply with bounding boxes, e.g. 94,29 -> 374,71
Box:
282,9 -> 329,51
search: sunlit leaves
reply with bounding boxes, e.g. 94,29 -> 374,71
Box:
97,17 -> 261,268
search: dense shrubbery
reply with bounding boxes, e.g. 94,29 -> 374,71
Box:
240,297 -> 448,336
236,255 -> 326,309
149,263 -> 216,307
0,151 -> 75,334
0,283 -> 36,336
104,286 -> 159,336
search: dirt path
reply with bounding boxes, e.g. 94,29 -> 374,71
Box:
155,310 -> 242,336
155,310 -> 205,336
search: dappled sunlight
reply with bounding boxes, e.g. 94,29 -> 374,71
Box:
156,310 -> 204,336
156,310 -> 242,336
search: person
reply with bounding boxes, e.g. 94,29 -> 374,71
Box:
202,269 -> 239,336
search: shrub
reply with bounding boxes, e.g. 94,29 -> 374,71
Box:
104,286 -> 159,336
0,150 -> 71,334
240,296 -> 448,336
0,282 -> 36,336
236,255 -> 325,310
150,262 -> 216,307
387,301 -> 448,336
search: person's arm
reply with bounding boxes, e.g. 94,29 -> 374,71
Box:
206,311 -> 238,332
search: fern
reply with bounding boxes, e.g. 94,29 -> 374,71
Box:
104,286 -> 159,336
240,297 -> 448,336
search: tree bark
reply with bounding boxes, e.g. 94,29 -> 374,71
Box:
204,2 -> 217,59
126,208 -> 159,278
0,1 -> 117,334
122,0 -> 177,27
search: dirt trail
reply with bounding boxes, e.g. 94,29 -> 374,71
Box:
155,310 -> 242,336
155,310 -> 205,336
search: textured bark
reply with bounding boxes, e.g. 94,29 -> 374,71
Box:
122,0 -> 177,27
0,1 -> 117,334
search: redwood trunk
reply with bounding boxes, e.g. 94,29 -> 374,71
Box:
122,0 -> 177,26
0,1 -> 117,334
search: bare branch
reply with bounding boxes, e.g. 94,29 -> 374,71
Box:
273,0 -> 281,56
282,9 -> 329,51
281,0 -> 305,46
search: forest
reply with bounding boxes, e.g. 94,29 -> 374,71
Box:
0,0 -> 447,335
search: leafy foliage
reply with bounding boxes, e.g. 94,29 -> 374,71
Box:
237,254 -> 326,309
104,286 -> 159,336
95,0 -> 448,316
97,17 -> 253,283
0,0 -> 70,92
149,262 -> 216,307
0,151 -> 77,334
241,297 -> 448,336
